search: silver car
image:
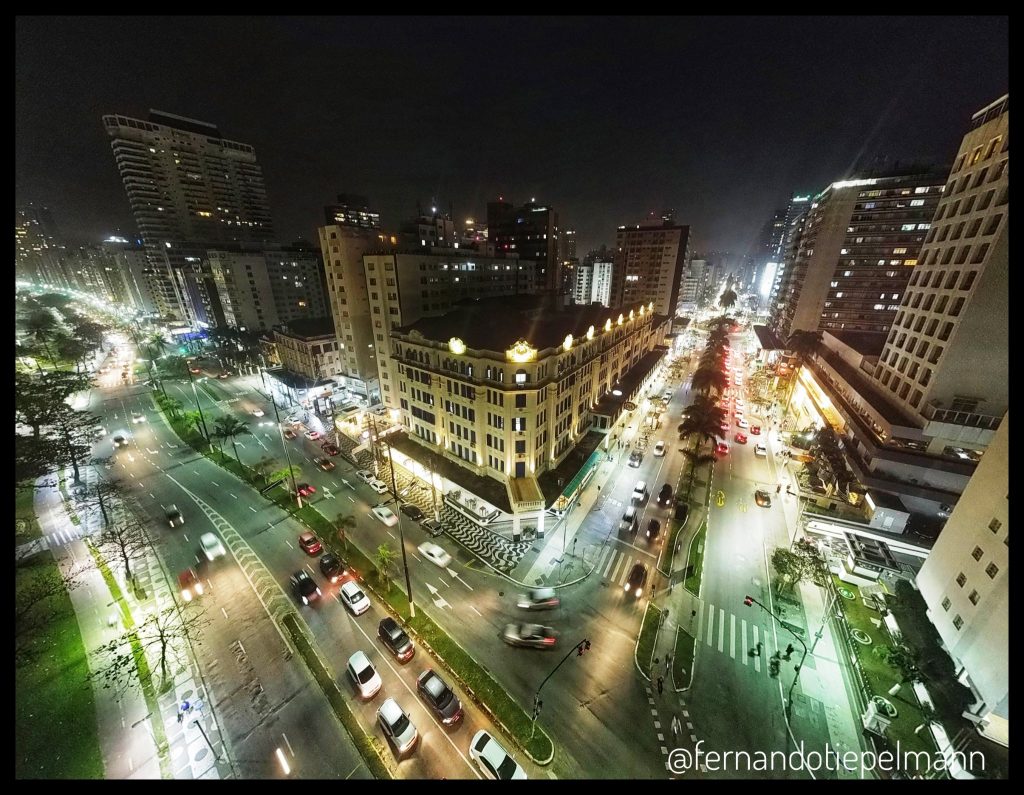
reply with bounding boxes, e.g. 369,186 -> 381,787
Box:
502,623 -> 558,649
200,532 -> 226,561
346,651 -> 382,700
470,730 -> 527,780
377,698 -> 418,756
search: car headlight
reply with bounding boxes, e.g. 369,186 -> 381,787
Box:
301,596 -> 308,605
182,589 -> 193,602
195,582 -> 204,595
623,583 -> 629,592
636,587 -> 643,598
315,587 -> 322,596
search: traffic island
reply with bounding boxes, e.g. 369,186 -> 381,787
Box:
683,521 -> 707,595
634,603 -> 662,679
672,625 -> 696,690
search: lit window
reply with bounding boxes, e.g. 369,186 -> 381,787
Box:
893,247 -> 908,254
910,199 -> 925,207
901,224 -> 916,231
836,292 -> 843,298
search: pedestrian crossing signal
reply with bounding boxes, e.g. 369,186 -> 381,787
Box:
743,595 -> 754,606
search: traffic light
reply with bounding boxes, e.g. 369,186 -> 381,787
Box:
577,638 -> 592,656
743,595 -> 754,606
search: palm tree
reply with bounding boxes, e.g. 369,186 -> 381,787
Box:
162,397 -> 184,419
212,415 -> 252,466
678,396 -> 723,451
269,464 -> 300,494
333,513 -> 358,550
182,410 -> 208,443
250,455 -> 277,483
691,366 -> 727,396
375,543 -> 397,590
719,289 -> 738,311
679,447 -> 718,500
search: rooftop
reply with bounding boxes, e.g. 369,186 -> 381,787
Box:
273,317 -> 335,340
751,324 -> 787,351
825,330 -> 888,358
395,295 -> 658,353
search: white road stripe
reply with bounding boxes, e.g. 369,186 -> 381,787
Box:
753,625 -> 761,673
717,607 -> 725,652
730,613 -> 736,659
610,553 -> 625,583
706,604 -> 715,646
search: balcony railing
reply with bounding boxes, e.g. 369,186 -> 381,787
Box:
922,401 -> 1002,430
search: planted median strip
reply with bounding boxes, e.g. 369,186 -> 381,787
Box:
634,603 -> 662,679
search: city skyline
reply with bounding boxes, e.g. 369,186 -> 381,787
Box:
16,16 -> 1007,255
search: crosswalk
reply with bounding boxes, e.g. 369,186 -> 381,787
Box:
692,599 -> 785,676
591,544 -> 656,589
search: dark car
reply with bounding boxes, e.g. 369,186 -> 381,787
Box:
645,519 -> 661,543
298,531 -> 323,555
315,457 -> 336,471
628,450 -> 643,468
754,489 -> 772,508
421,518 -> 446,537
657,484 -> 673,507
319,553 -> 351,584
625,563 -> 649,599
290,570 -> 322,605
400,503 -> 425,522
166,505 -> 184,528
416,669 -> 463,725
321,442 -> 341,456
674,500 -> 690,524
378,617 -> 415,662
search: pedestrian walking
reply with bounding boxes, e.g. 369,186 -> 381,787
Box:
657,675 -> 665,695
671,713 -> 683,745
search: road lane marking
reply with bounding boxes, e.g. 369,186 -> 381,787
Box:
718,608 -> 725,652
609,553 -> 625,583
697,599 -> 706,642
469,605 -> 482,617
706,604 -> 714,646
753,625 -> 761,673
730,613 -> 736,658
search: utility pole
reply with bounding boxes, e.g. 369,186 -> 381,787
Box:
185,366 -> 211,445
742,594 -> 808,721
380,431 -> 415,618
266,371 -> 301,507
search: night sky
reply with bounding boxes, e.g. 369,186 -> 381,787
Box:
16,16 -> 1008,257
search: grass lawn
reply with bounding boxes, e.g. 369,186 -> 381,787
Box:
635,603 -> 662,678
15,553 -> 103,779
832,575 -> 936,774
683,521 -> 707,595
672,625 -> 695,689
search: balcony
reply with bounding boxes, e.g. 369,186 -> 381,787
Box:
922,401 -> 1002,431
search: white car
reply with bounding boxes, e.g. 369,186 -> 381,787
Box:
356,470 -> 374,484
754,444 -> 768,457
200,532 -> 226,561
131,412 -> 146,424
737,418 -> 749,429
377,698 -> 418,756
340,581 -> 370,615
112,434 -> 129,449
653,440 -> 666,457
93,425 -> 108,438
251,408 -> 265,418
346,650 -> 382,699
371,505 -> 399,526
469,730 -> 528,780
417,542 -> 452,569
369,479 -> 389,495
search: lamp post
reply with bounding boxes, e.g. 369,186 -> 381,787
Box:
379,431 -> 415,618
185,366 -> 211,445
742,594 -> 808,721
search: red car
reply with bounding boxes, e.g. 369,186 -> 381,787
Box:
735,432 -> 748,444
178,568 -> 204,602
296,482 -> 317,497
750,425 -> 761,435
715,441 -> 730,456
321,442 -> 340,456
298,531 -> 323,555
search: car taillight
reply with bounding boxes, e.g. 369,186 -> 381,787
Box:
543,637 -> 556,645
182,589 -> 192,602
636,587 -> 643,598
195,582 -> 204,596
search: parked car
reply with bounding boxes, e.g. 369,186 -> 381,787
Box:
416,669 -> 463,725
421,518 -> 446,537
625,563 -> 648,598
319,552 -> 350,584
371,505 -> 399,526
469,731 -> 528,780
653,440 -> 666,457
200,532 -> 226,561
178,568 -> 204,602
166,505 -> 184,527
400,503 -> 425,522
502,623 -> 558,649
377,698 -> 419,756
417,542 -> 452,568
378,617 -> 415,662
346,650 -> 382,700
298,531 -> 322,555
674,500 -> 690,523
368,479 -> 389,495
356,469 -> 374,483
517,587 -> 560,610
340,581 -> 370,615
754,443 -> 768,457
315,457 -> 336,471
290,570 -> 322,605
754,489 -> 772,508
658,483 -> 673,507
304,429 -> 321,440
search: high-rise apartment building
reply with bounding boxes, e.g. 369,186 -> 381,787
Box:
324,194 -> 381,230
15,203 -> 66,287
611,221 -> 690,317
767,195 -> 812,315
872,95 -> 1008,432
769,170 -> 947,340
574,258 -> 614,307
487,199 -> 560,291
207,245 -> 327,331
100,237 -> 158,315
103,110 -> 275,323
560,227 -> 577,261
916,413 -> 1007,747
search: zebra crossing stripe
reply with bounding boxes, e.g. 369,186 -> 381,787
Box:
696,598 -> 706,642
610,554 -> 625,583
753,625 -> 761,673
598,547 -> 613,578
730,613 -> 736,659
706,604 -> 715,646
741,618 -> 748,665
717,607 -> 725,652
